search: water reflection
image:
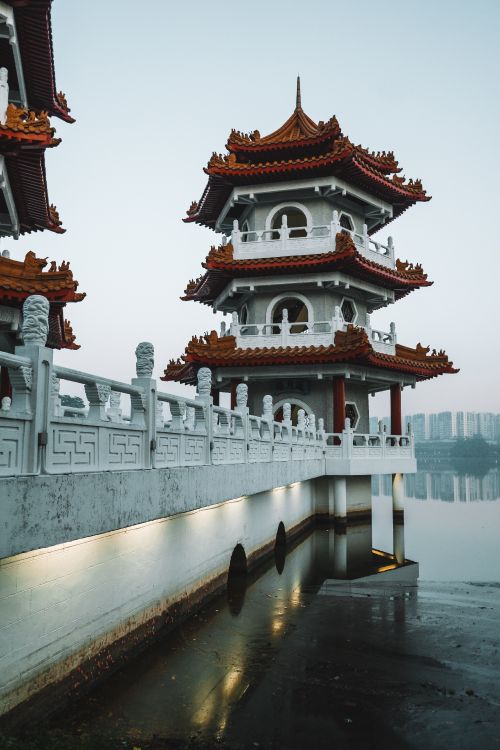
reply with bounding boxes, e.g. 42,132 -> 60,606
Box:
48,526 -> 406,743
373,467 -> 500,503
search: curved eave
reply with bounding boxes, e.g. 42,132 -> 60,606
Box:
5,151 -> 65,234
162,332 -> 458,385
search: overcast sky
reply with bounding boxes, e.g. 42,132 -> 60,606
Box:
7,0 -> 499,416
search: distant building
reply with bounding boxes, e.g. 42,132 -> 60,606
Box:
466,412 -> 479,438
411,413 -> 427,442
438,411 -> 454,440
429,413 -> 440,440
456,411 -> 465,438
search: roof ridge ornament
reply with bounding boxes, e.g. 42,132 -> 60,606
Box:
296,75 -> 302,110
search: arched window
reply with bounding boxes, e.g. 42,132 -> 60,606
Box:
274,401 -> 312,426
272,297 -> 308,334
271,207 -> 307,239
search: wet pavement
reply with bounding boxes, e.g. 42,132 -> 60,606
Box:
3,469 -> 500,750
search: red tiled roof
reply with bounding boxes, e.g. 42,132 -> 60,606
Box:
184,93 -> 428,230
182,233 -> 432,305
162,325 -> 458,386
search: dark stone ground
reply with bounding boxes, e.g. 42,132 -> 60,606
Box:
2,579 -> 500,750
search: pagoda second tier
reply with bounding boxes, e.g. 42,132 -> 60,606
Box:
185,80 -> 428,233
163,327 -> 457,390
182,232 -> 431,310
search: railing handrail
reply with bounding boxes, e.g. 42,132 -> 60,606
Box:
54,365 -> 144,397
0,351 -> 32,369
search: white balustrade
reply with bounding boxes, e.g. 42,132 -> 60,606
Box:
0,296 -> 415,477
232,316 -> 397,354
231,213 -> 395,269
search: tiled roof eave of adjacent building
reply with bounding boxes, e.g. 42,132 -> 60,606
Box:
9,0 -> 75,122
5,150 -> 65,234
0,250 -> 85,302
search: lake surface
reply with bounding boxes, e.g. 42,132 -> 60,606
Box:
12,467 -> 500,749
372,468 -> 500,581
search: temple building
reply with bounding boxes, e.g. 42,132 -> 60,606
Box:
163,79 -> 457,434
0,0 -> 82,397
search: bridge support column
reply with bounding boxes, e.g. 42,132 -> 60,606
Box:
333,477 -> 347,520
392,472 -> 405,564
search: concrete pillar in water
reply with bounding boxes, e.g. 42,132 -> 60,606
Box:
333,477 -> 347,520
392,472 -> 405,564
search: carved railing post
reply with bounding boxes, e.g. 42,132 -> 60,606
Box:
12,294 -> 53,474
235,382 -> 249,461
50,373 -> 62,417
196,366 -> 213,464
342,417 -> 353,459
331,209 -> 340,250
387,236 -> 395,263
108,391 -> 123,423
131,341 -> 156,468
281,307 -> 289,347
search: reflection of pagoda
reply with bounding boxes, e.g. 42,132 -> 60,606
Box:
0,1 -> 84,398
163,79 -> 457,433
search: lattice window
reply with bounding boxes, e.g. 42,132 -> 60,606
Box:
341,298 -> 357,323
339,212 -> 354,234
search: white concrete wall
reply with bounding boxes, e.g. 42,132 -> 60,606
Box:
0,480 -> 315,716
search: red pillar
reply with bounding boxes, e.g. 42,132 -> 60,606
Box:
390,384 -> 402,435
332,376 -> 346,433
0,366 -> 11,400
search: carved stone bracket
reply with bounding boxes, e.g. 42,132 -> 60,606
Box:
85,382 -> 111,420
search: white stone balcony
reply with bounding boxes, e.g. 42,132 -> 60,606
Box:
228,310 -> 397,355
231,210 -> 395,269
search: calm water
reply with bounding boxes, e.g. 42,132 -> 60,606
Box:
18,468 -> 500,748
372,468 -> 500,581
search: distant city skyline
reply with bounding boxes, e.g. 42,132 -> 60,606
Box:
3,0 -> 498,414
370,411 -> 500,442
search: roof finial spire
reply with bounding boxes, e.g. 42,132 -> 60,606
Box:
296,75 -> 301,110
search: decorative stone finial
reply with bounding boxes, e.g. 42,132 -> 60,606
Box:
220,321 -> 227,337
135,341 -> 154,377
1,396 -> 11,412
345,417 -> 351,430
0,67 -> 8,126
283,402 -> 292,423
309,414 -> 316,432
318,417 -> 325,435
1,248 -> 10,258
263,394 -> 273,420
281,308 -> 288,323
236,382 -> 248,409
197,367 -> 212,398
297,409 -> 306,430
22,295 -> 49,346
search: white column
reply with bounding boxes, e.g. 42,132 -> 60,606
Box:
334,477 -> 347,520
392,472 -> 405,564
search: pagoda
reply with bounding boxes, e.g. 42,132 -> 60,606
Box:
0,1 -> 83,399
163,79 -> 457,435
